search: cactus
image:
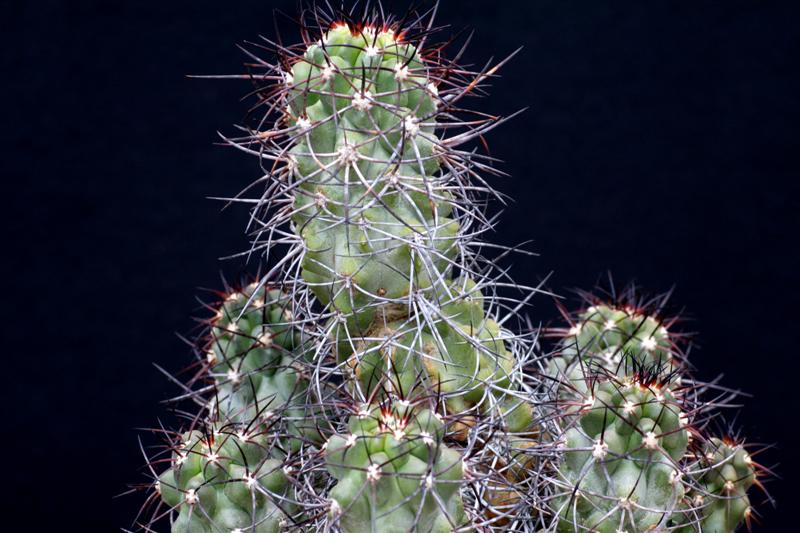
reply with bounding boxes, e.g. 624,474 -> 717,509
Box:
263,19 -> 535,530
205,284 -> 306,427
132,6 -> 769,533
543,294 -> 766,533
285,24 -> 451,336
201,282 -> 325,450
673,438 -> 757,533
157,426 -> 293,533
558,304 -> 677,375
272,21 -> 531,435
350,279 -> 533,436
324,403 -> 468,532
149,283 -> 319,531
547,363 -> 690,531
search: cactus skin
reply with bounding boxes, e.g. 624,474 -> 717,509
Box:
550,370 -> 689,532
547,301 -> 690,532
351,279 -> 533,435
673,438 -> 756,533
158,427 -> 291,533
325,404 -> 468,533
204,283 -> 314,445
288,25 -> 454,335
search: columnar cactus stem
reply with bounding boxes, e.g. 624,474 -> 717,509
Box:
271,24 -> 532,429
266,22 -> 535,530
286,25 -> 451,332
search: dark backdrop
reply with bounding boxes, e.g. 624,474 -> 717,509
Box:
6,1 -> 797,530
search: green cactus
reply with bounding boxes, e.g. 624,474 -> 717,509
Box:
136,9 -> 770,533
550,372 -> 690,532
203,283 -> 313,443
282,24 -> 532,439
154,284 -> 319,531
561,304 -> 676,378
544,298 -> 768,533
547,302 -> 692,532
324,404 -> 468,533
673,438 -> 756,533
158,427 -> 293,533
350,279 -> 533,435
287,25 -> 455,336
277,24 -> 536,528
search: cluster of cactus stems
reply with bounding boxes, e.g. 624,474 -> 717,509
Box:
132,5 -> 771,532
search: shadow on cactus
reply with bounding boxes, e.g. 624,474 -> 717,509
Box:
127,3 -> 773,532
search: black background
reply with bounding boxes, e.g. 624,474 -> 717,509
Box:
6,1 -> 798,530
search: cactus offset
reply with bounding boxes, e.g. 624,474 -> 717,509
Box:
205,284 -> 307,432
542,294 -> 766,533
158,426 -> 293,533
132,6 -> 771,533
149,283 -> 320,532
548,365 -> 690,531
324,403 -> 467,532
673,438 -> 757,533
